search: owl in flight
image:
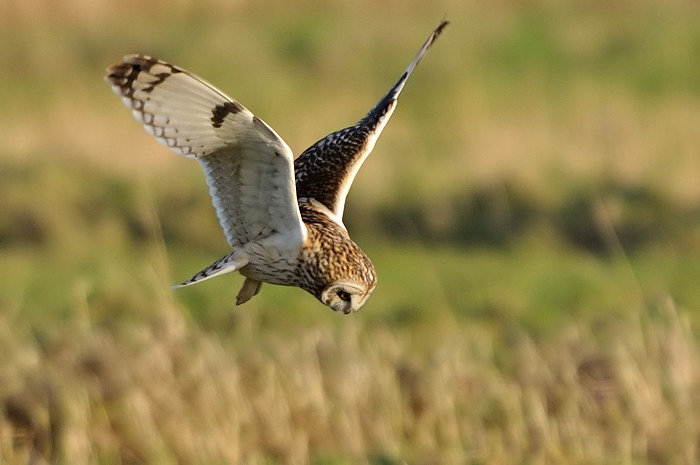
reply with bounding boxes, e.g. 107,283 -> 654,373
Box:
105,21 -> 448,314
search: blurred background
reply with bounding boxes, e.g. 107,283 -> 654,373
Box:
2,0 -> 700,463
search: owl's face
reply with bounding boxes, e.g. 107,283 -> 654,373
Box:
321,281 -> 374,314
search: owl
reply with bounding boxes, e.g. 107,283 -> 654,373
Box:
105,21 -> 448,314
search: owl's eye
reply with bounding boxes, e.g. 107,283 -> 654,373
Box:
337,290 -> 351,302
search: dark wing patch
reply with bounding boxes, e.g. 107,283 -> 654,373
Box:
211,101 -> 244,128
105,55 -> 183,97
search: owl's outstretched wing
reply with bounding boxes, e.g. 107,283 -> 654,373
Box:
105,55 -> 307,252
294,20 -> 448,223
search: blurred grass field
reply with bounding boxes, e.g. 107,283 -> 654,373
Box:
2,0 -> 700,463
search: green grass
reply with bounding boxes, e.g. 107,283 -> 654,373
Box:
2,0 -> 700,463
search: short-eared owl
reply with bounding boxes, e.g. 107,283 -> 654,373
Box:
105,21 -> 448,314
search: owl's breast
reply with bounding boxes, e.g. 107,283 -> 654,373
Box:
238,243 -> 301,286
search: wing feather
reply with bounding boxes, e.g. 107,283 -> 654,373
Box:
294,21 -> 448,221
105,55 -> 306,251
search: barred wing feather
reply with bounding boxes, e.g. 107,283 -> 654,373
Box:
105,55 -> 306,252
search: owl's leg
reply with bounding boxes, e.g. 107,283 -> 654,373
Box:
172,253 -> 248,288
236,278 -> 263,305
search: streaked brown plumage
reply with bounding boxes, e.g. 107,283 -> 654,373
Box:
104,21 -> 447,313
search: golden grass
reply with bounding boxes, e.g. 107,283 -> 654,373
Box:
1,296 -> 698,464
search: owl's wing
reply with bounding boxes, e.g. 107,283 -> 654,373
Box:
105,55 -> 307,252
294,20 -> 448,223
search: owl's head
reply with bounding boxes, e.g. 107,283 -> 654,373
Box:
320,281 -> 375,314
301,219 -> 378,314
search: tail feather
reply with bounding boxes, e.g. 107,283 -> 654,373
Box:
172,254 -> 248,288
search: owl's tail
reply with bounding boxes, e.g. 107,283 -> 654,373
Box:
172,253 -> 248,288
